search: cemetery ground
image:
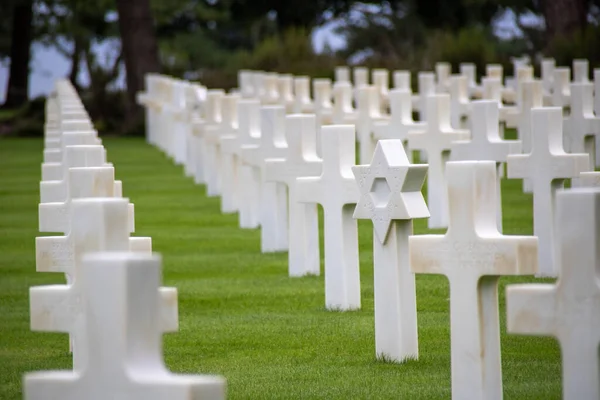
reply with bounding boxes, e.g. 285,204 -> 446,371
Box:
1,136 -> 561,399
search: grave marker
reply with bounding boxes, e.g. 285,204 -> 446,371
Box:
265,114 -> 322,276
507,107 -> 589,276
25,252 -> 225,400
32,198 -> 171,371
353,140 -> 429,362
451,100 -> 521,231
506,187 -> 600,400
240,106 -> 289,252
408,94 -> 469,229
410,160 -> 538,400
296,125 -> 361,310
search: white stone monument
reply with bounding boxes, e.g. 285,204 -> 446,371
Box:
408,94 -> 469,229
221,99 -> 262,228
353,140 -> 429,362
563,82 -> 600,173
451,100 -> 521,231
296,125 -> 361,310
357,85 -> 388,164
506,187 -> 600,400
410,160 -> 538,400
32,198 -> 171,371
25,252 -> 225,400
265,114 -> 322,276
373,89 -> 426,164
240,106 -> 289,252
507,107 -> 589,277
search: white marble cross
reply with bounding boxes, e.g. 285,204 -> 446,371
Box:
373,89 -> 426,163
372,68 -> 390,109
216,95 -> 240,213
42,132 -> 102,182
25,251 -> 226,400
563,82 -> 600,172
408,94 -> 469,229
460,63 -> 481,98
192,89 -> 223,187
410,160 -> 538,400
353,140 -> 429,362
296,125 -> 361,310
357,85 -> 389,164
265,114 -> 322,276
573,59 -> 589,82
262,72 -> 279,104
451,100 -> 521,231
32,198 -> 167,371
278,74 -> 295,113
541,58 -> 555,101
552,67 -> 571,107
506,187 -> 600,400
313,78 -> 333,126
507,107 -> 589,277
516,80 -> 543,193
240,106 -> 289,252
393,70 -> 410,90
204,93 -> 240,197
221,100 -> 261,228
580,171 -> 600,187
332,82 -> 357,124
449,75 -> 470,129
40,145 -> 108,202
435,62 -> 451,93
335,66 -> 350,83
293,76 -> 313,113
416,72 -> 435,120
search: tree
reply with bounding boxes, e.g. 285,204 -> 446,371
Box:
116,0 -> 161,122
3,0 -> 34,109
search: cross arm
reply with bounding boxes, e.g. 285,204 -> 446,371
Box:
506,284 -> 557,336
506,154 -> 531,179
36,236 -> 72,274
41,163 -> 62,182
159,287 -> 179,332
39,203 -> 68,233
295,176 -> 324,205
30,285 -> 73,333
129,237 -> 152,253
550,153 -> 590,177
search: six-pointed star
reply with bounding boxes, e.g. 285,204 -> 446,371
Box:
352,140 -> 430,243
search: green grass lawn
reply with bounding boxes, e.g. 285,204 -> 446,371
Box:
0,137 -> 560,399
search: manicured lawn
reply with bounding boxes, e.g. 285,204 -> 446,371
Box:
0,137 -> 560,399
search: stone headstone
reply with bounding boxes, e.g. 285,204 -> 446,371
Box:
313,78 -> 333,126
222,100 -> 261,228
25,252 -> 225,400
435,62 -> 451,93
506,187 -> 600,400
393,71 -> 410,90
356,86 -> 389,164
265,114 -> 322,276
335,66 -> 350,83
507,107 -> 589,277
216,95 -> 240,213
296,125 -> 361,310
373,89 -> 426,163
552,67 -> 571,107
408,94 -> 469,229
449,75 -> 470,129
517,80 -> 543,193
451,100 -> 521,231
191,90 -> 223,185
278,74 -> 295,113
372,68 -> 390,109
240,106 -> 289,252
410,160 -> 538,400
32,198 -> 164,370
579,171 -> 600,187
293,76 -> 313,113
573,59 -> 589,82
563,82 -> 600,173
353,140 -> 429,362
332,82 -> 357,124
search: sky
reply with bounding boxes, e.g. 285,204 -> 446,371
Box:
0,8 -> 540,103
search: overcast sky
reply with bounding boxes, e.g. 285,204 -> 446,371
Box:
0,8 -> 537,103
